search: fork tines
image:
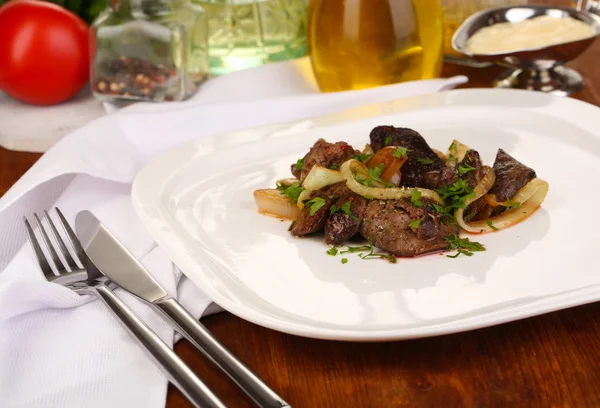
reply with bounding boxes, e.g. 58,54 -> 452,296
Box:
24,209 -> 82,279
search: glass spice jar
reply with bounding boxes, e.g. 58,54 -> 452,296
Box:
194,0 -> 307,76
90,0 -> 209,102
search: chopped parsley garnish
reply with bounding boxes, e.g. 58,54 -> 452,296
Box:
433,180 -> 475,224
409,218 -> 423,229
364,195 -> 374,200
358,239 -> 397,263
340,239 -> 396,263
486,220 -> 499,231
411,190 -> 423,208
341,258 -> 348,264
393,146 -> 410,158
431,203 -> 446,214
305,197 -> 327,216
329,164 -> 339,170
384,135 -> 393,146
296,158 -> 304,171
330,201 -> 352,216
354,172 -> 371,187
340,201 -> 352,215
368,164 -> 389,186
447,142 -> 459,162
506,198 -> 521,209
341,244 -> 371,254
326,247 -> 338,256
354,163 -> 394,188
444,234 -> 485,258
276,181 -> 305,203
430,202 -> 455,224
458,163 -> 476,174
417,157 -> 435,165
352,153 -> 374,163
436,179 -> 474,212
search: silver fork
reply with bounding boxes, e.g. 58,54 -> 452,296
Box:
25,209 -> 226,408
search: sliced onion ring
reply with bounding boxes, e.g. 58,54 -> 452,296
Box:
253,189 -> 301,220
483,193 -> 502,208
302,165 -> 344,191
296,188 -> 313,209
277,178 -> 300,187
362,144 -> 374,156
457,175 -> 549,233
340,159 -> 444,204
345,158 -> 387,188
454,166 -> 495,232
447,140 -> 471,164
432,148 -> 447,161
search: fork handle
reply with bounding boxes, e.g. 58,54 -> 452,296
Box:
155,297 -> 291,408
92,285 -> 226,408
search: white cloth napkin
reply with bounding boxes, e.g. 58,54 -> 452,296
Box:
0,57 -> 467,408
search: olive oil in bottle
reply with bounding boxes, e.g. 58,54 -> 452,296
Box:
308,0 -> 444,92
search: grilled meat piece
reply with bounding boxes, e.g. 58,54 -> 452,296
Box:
459,149 -> 486,219
369,126 -> 450,189
360,199 -> 459,257
317,181 -> 353,199
292,139 -> 359,180
489,149 -> 536,215
290,196 -> 336,236
290,182 -> 352,237
370,126 -> 423,152
325,196 -> 368,245
459,149 -> 484,189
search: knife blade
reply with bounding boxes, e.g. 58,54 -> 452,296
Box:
75,210 -> 290,408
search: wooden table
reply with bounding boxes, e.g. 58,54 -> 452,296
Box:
3,41 -> 600,408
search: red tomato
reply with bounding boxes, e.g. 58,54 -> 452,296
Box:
0,0 -> 89,105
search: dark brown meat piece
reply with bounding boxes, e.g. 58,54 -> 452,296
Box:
316,182 -> 353,199
325,196 -> 368,245
360,199 -> 459,257
292,139 -> 359,180
290,182 -> 352,237
459,149 -> 483,189
459,149 -> 486,219
290,196 -> 336,236
370,126 -> 423,152
489,149 -> 536,215
369,126 -> 451,189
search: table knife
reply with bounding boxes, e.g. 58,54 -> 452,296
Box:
75,210 -> 290,408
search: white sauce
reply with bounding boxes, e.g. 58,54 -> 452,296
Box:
465,15 -> 596,54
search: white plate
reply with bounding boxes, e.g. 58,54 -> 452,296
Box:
132,89 -> 600,341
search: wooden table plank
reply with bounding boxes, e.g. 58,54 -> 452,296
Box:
2,37 -> 600,408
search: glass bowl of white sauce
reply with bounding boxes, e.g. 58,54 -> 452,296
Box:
452,5 -> 600,96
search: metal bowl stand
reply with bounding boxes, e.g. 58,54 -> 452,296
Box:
494,66 -> 583,97
451,3 -> 600,96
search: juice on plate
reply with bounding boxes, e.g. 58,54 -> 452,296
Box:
307,0 -> 444,92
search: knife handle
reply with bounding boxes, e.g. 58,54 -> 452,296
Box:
154,298 -> 291,408
92,285 -> 226,408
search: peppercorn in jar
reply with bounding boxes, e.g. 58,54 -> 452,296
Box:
90,0 -> 208,102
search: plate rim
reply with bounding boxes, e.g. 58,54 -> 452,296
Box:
132,88 -> 600,341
